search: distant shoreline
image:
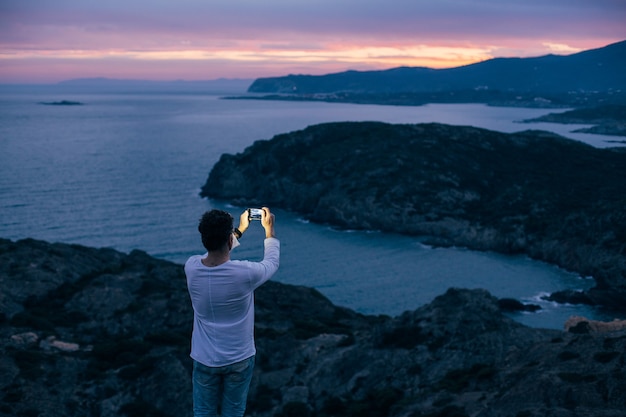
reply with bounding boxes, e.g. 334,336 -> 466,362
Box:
522,104 -> 626,137
226,95 -> 626,137
222,91 -> 576,109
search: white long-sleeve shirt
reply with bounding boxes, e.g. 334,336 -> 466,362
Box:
185,237 -> 280,367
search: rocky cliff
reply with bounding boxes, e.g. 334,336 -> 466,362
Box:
2,238 -> 626,417
201,122 -> 626,312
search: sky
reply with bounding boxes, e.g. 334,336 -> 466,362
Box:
1,0 -> 625,84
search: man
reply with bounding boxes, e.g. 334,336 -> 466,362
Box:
185,207 -> 279,417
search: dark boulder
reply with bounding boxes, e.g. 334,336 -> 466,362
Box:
498,297 -> 541,312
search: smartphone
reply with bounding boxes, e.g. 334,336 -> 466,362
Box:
248,208 -> 263,221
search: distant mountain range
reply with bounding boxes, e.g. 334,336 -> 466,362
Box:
58,77 -> 253,92
248,40 -> 626,96
1,77 -> 253,95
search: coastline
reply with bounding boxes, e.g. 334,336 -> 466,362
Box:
202,121 -> 626,314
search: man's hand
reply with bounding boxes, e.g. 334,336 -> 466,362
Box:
261,207 -> 276,238
238,210 -> 250,234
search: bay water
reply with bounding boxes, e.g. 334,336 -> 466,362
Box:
1,90 -> 621,328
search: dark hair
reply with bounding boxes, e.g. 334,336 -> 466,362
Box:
198,210 -> 233,251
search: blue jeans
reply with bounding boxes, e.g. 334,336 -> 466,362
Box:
192,356 -> 255,417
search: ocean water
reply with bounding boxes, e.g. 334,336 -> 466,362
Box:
0,90 -> 621,329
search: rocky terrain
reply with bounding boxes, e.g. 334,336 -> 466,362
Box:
2,237 -> 626,417
201,122 -> 626,312
523,104 -> 626,138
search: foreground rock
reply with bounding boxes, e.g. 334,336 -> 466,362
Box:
201,122 -> 626,312
1,237 -> 626,417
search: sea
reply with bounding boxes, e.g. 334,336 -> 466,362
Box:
1,87 -> 623,329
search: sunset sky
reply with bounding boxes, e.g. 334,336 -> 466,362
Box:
1,0 -> 625,83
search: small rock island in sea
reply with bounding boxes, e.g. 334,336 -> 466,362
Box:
38,100 -> 84,106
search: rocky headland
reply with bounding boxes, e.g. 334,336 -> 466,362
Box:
523,104 -> 626,138
245,41 -> 626,110
201,122 -> 626,312
2,237 -> 626,417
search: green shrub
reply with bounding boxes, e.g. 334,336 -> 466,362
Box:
436,364 -> 497,393
292,319 -> 328,339
10,311 -> 55,331
145,331 -> 188,348
249,384 -> 277,412
432,397 -> 453,407
11,349 -> 53,380
90,337 -> 152,370
407,364 -> 422,375
415,405 -> 469,417
17,409 -> 40,417
120,400 -> 168,417
322,396 -> 346,415
2,383 -> 22,404
291,318 -> 352,340
337,332 -> 355,347
558,351 -> 580,361
377,325 -> 426,349
280,401 -> 310,417
343,387 -> 403,417
118,365 -> 141,380
557,372 -> 597,383
593,351 -> 620,363
602,336 -> 625,349
138,278 -> 170,297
